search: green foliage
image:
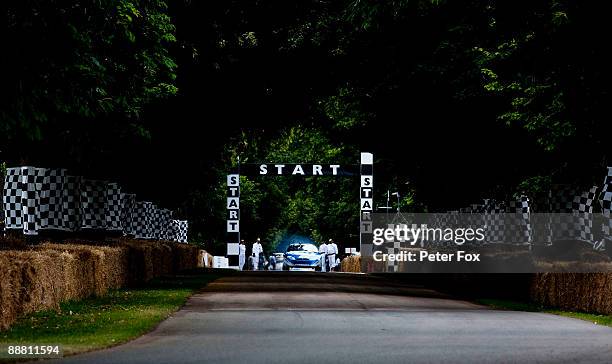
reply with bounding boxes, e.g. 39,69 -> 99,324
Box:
319,87 -> 373,130
202,126 -> 358,254
399,194 -> 415,210
0,273 -> 223,355
515,176 -> 552,200
1,0 -> 178,142
474,1 -> 605,152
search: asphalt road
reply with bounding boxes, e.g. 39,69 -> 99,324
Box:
57,272 -> 612,364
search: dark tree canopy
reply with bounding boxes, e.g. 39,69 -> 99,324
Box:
1,0 -> 608,252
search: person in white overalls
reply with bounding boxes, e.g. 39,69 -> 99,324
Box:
252,238 -> 263,271
239,240 -> 246,271
319,241 -> 328,272
328,239 -> 338,271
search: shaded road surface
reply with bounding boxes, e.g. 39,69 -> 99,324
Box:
58,272 -> 612,364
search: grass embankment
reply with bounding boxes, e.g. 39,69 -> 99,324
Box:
0,271 -> 225,358
478,298 -> 612,327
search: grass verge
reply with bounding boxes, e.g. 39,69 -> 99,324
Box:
0,270 -> 227,359
477,298 -> 612,327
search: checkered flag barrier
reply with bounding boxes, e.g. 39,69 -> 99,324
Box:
2,167 -> 44,235
38,168 -> 68,231
80,179 -> 107,229
3,167 -> 23,231
2,166 -> 182,241
484,199 -> 506,243
0,176 -> 3,231
460,204 -> 486,245
147,203 -> 158,239
166,218 -> 178,241
157,209 -> 173,240
119,196 -> 179,241
21,167 -> 41,235
171,219 -> 188,243
481,197 -> 531,244
600,167 -> 612,250
120,193 -> 137,236
428,213 -> 449,245
106,183 -> 122,231
62,175 -> 82,231
134,201 -> 153,239
506,196 -> 531,244
150,206 -> 173,240
386,245 -> 401,272
549,185 -> 598,244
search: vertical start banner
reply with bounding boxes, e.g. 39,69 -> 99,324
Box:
226,173 -> 240,268
360,153 -> 374,258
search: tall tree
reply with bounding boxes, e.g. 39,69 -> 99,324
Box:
1,0 -> 177,162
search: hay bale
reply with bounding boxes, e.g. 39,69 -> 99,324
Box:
116,239 -> 199,283
40,243 -> 129,296
0,250 -> 66,330
0,238 -> 199,330
0,234 -> 27,250
341,255 -> 361,273
530,273 -> 612,315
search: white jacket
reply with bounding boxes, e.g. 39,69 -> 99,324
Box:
329,243 -> 338,255
252,242 -> 263,256
319,243 -> 328,254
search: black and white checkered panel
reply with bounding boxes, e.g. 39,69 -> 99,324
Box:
446,211 -> 461,246
3,167 -> 23,230
471,204 -> 485,213
80,179 -> 107,229
573,186 -> 598,243
505,196 -> 532,244
38,168 -> 67,231
549,184 -> 576,213
20,167 -> 40,235
144,202 -> 155,239
120,193 -> 137,236
136,201 -> 154,239
436,213 -> 453,246
147,203 -> 159,239
149,206 -> 159,239
425,213 -> 443,245
549,185 -> 597,244
0,174 -> 3,231
133,201 -> 147,238
483,199 -> 506,243
460,204 -> 486,246
174,220 -> 188,243
0,172 -> 3,230
572,186 -> 597,213
386,241 -> 402,272
599,167 -> 612,250
166,218 -> 178,242
62,175 -> 82,231
105,183 -> 122,231
471,204 -> 486,245
157,209 -> 173,240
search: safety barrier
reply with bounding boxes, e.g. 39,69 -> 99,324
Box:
381,167 -> 612,272
421,167 -> 612,248
1,166 -> 188,243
